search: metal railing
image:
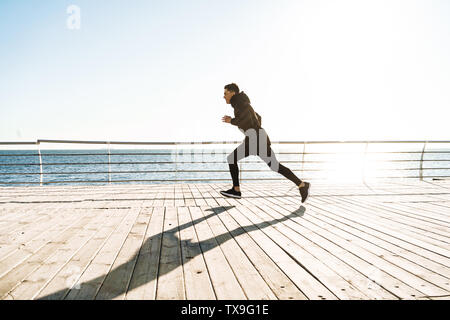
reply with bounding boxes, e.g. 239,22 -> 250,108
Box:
0,139 -> 449,186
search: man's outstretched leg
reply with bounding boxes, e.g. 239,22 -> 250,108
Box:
262,146 -> 311,203
278,162 -> 310,203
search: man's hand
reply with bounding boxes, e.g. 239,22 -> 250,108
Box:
222,115 -> 232,123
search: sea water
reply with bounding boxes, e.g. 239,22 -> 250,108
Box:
0,145 -> 449,186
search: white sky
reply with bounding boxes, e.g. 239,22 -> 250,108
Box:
1,0 -> 449,144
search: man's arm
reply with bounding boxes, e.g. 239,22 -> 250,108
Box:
230,105 -> 260,128
255,112 -> 261,126
230,106 -> 245,127
222,115 -> 232,123
219,115 -> 240,126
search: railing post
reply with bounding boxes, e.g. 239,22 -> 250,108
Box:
239,161 -> 242,183
362,142 -> 369,184
107,142 -> 111,184
301,142 -> 306,177
175,143 -> 178,182
420,141 -> 427,181
38,141 -> 43,186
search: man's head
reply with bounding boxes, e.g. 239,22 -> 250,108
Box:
224,83 -> 239,104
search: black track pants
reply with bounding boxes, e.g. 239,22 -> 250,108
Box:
226,128 -> 302,187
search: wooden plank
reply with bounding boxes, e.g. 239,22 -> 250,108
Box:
36,208 -> 130,300
430,201 -> 450,211
270,188 -> 448,276
0,203 -> 72,262
189,185 -> 207,207
153,191 -> 165,207
381,201 -> 450,225
0,208 -> 98,299
202,189 -> 219,207
96,204 -> 151,300
303,196 -> 450,270
0,181 -> 446,301
125,207 -> 164,300
64,207 -> 141,300
260,188 -> 448,265
295,199 -> 450,280
0,204 -> 53,237
251,193 -> 426,299
315,197 -> 450,258
188,206 -> 246,299
155,206 -> 185,299
0,203 -> 48,228
182,185 -> 196,207
198,206 -> 277,299
428,295 -> 450,300
177,206 -> 216,300
0,207 -> 75,278
235,200 -> 370,300
208,184 -> 229,207
174,186 -> 185,207
272,210 -> 423,299
163,190 -> 175,207
214,206 -> 308,300
301,206 -> 450,293
6,206 -> 118,299
337,196 -> 450,237
304,197 -> 450,272
261,194 -> 449,298
245,198 -> 398,300
411,201 -> 450,217
219,202 -> 337,300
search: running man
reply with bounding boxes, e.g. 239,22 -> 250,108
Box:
220,83 -> 310,202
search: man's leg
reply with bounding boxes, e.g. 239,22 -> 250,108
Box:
226,136 -> 250,191
253,128 -> 310,202
256,129 -> 303,187
263,147 -> 303,186
259,142 -> 310,202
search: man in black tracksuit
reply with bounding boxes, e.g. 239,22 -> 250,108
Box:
220,83 -> 310,202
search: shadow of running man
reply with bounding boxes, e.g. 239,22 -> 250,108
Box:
38,204 -> 306,300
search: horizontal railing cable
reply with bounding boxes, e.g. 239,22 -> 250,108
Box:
1,139 -> 449,185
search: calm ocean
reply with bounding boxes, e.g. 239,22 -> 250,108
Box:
0,146 -> 449,186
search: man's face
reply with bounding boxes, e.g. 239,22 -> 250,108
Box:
223,89 -> 235,104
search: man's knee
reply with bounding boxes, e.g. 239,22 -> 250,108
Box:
227,152 -> 235,164
267,159 -> 280,172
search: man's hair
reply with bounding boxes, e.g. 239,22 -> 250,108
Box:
224,83 -> 240,94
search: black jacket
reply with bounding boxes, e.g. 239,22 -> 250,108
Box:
230,91 -> 262,132
230,91 -> 271,147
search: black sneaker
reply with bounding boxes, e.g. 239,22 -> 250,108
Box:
299,182 -> 310,203
220,188 -> 242,199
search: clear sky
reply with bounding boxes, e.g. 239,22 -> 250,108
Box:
1,0 -> 449,143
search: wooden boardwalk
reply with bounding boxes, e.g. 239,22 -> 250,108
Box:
0,180 -> 449,300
